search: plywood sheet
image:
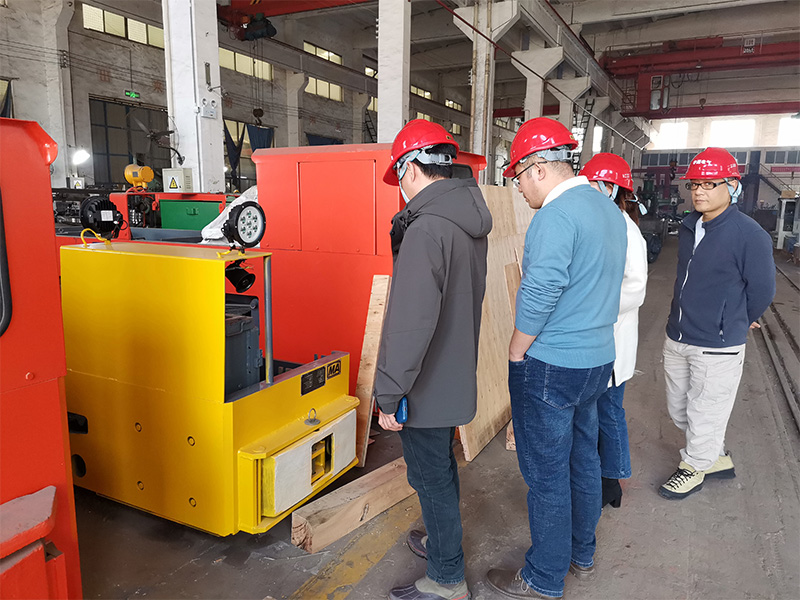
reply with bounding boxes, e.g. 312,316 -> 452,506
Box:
355,275 -> 391,466
458,185 -> 533,461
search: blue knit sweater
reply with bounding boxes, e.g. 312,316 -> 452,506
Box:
516,183 -> 627,369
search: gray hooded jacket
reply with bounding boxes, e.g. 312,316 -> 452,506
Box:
374,177 -> 492,428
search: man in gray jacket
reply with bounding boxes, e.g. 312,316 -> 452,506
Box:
375,120 -> 492,600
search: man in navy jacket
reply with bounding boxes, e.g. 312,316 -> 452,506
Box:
660,147 -> 775,500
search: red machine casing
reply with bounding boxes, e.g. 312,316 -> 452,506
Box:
253,143 -> 486,393
0,118 -> 82,599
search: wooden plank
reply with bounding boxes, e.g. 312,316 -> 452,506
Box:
506,421 -> 516,451
291,457 -> 415,553
354,275 -> 391,467
458,185 -> 533,461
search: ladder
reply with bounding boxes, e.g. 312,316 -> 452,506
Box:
364,110 -> 377,143
571,96 -> 595,174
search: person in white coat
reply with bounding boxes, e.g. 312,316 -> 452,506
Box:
580,153 -> 648,508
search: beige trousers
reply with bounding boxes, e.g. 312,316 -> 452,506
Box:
663,336 -> 746,471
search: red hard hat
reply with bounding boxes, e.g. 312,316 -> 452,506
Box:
681,147 -> 741,180
579,153 -> 633,191
503,117 -> 578,178
383,119 -> 459,185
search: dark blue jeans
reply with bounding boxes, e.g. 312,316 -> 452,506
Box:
398,426 -> 464,585
597,381 -> 632,479
509,356 -> 613,598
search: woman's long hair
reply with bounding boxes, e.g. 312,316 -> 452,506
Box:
616,189 -> 640,225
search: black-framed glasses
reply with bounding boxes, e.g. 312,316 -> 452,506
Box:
685,181 -> 727,191
512,161 -> 547,187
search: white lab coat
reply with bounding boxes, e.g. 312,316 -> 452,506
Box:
611,211 -> 648,386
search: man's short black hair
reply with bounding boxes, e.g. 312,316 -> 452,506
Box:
411,143 -> 458,180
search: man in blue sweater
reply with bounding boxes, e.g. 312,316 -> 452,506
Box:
660,147 -> 775,500
486,118 -> 626,600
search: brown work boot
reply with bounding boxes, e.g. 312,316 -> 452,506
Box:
485,568 -> 562,599
568,562 -> 596,581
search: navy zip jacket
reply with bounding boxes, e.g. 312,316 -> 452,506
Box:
666,204 -> 775,348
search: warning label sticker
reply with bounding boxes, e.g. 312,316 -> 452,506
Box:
168,177 -> 178,189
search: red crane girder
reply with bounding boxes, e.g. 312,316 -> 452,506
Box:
603,40 -> 800,76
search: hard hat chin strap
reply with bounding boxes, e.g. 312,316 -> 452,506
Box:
726,179 -> 742,204
396,146 -> 454,181
524,146 -> 573,163
598,182 -> 619,202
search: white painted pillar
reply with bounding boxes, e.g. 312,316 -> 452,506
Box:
162,0 -> 225,192
352,92 -> 371,144
454,0 -> 518,183
285,72 -> 306,147
578,96 -> 609,165
377,0 -> 410,142
511,47 -> 563,120
555,76 -> 591,129
42,0 -> 74,187
609,111 -> 625,155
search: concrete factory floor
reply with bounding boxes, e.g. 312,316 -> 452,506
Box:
77,236 -> 800,600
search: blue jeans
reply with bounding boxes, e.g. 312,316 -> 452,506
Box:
398,426 -> 464,585
597,381 -> 632,479
509,356 -> 613,598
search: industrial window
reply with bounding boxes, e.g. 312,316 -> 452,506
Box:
709,119 -> 754,148
445,99 -> 463,112
652,122 -> 688,150
219,48 -> 236,71
775,151 -> 786,164
765,151 -> 776,164
411,86 -> 432,100
306,77 -> 342,102
593,126 -> 603,153
494,117 -> 512,129
678,152 -> 691,166
778,117 -> 800,146
367,96 -> 377,112
235,53 -> 254,76
451,123 -> 461,135
365,67 -> 377,78
219,49 -> 272,81
734,151 -> 748,165
416,112 -> 431,122
127,19 -> 148,44
0,79 -> 12,118
788,150 -> 799,165
147,25 -> 164,48
82,4 -> 104,32
89,98 -> 171,186
658,153 -> 670,166
253,59 -> 272,81
104,11 -> 125,37
303,42 -> 342,65
83,4 -> 164,50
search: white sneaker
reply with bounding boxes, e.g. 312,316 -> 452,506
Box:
704,452 -> 735,479
659,461 -> 705,499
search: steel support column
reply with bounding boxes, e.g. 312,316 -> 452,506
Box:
163,0 -> 225,192
455,0 -> 518,183
377,0 -> 410,142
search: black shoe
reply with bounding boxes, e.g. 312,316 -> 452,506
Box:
407,529 -> 428,560
602,477 -> 622,508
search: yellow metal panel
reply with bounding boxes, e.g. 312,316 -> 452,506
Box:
66,373 -> 236,535
61,244 -> 227,403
